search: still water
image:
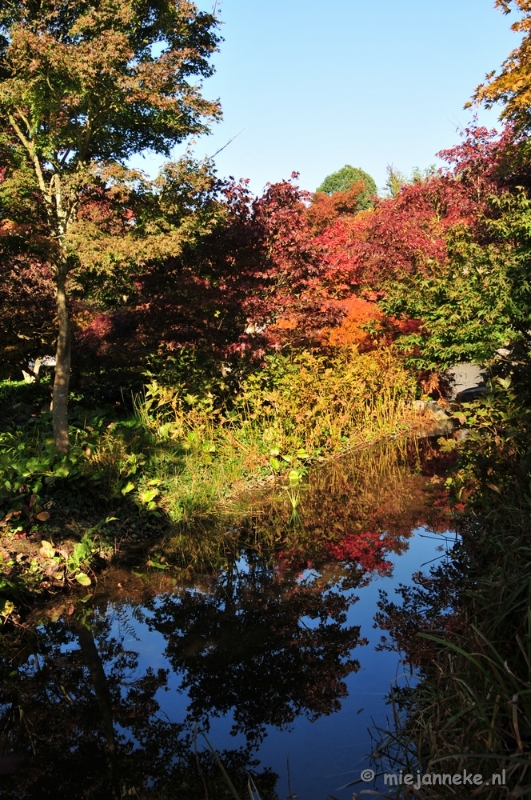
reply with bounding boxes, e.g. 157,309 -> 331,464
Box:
0,438 -> 457,799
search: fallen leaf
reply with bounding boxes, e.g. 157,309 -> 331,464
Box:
39,540 -> 55,559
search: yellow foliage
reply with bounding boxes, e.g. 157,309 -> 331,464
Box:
471,1 -> 531,129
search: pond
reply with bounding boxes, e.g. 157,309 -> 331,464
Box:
0,438 -> 457,799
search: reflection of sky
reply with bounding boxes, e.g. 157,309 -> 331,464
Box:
102,526 -> 457,799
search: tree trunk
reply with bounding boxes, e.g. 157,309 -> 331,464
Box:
52,266 -> 71,452
75,621 -> 120,797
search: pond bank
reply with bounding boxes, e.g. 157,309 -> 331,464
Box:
370,384 -> 531,798
1,348 -> 442,616
0,407 -> 442,620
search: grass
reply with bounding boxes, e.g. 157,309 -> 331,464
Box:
133,347 -> 419,522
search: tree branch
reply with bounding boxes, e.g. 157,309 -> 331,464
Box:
8,111 -> 53,211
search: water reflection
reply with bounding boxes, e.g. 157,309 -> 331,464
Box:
145,558 -> 365,744
0,604 -> 280,798
0,438 -> 454,798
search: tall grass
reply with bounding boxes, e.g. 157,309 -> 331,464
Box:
130,347 -> 418,523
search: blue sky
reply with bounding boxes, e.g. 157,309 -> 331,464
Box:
138,0 -> 521,194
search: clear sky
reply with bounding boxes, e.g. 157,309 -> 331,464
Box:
137,0 -> 521,195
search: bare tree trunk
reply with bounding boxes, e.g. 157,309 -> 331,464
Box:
52,266 -> 71,452
74,621 -> 120,797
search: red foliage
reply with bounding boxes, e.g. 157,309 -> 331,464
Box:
311,126 -> 518,298
307,182 -> 370,234
0,255 -> 56,376
313,177 -> 473,293
325,531 -> 395,575
437,123 -> 520,192
75,125 -> 520,372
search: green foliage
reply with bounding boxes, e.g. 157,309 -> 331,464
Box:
381,202 -> 531,369
0,431 -> 90,516
383,163 -> 438,198
316,164 -> 377,208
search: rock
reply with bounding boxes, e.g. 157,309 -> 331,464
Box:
445,363 -> 486,401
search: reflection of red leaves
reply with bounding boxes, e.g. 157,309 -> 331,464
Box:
326,531 -> 394,575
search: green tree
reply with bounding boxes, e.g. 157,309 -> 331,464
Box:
316,164 -> 377,208
383,164 -> 409,199
0,0 -> 221,451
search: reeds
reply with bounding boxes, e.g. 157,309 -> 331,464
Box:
128,346 -> 417,526
369,386 -> 531,798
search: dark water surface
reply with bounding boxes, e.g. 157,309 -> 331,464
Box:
0,439 -> 457,799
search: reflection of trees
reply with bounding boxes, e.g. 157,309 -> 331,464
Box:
241,438 -> 454,574
0,606 -> 278,799
147,555 -> 365,744
0,551 -> 365,797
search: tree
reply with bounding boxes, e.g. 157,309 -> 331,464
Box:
383,164 -> 409,199
383,164 -> 438,198
0,0 -> 221,451
470,0 -> 531,133
316,164 -> 376,208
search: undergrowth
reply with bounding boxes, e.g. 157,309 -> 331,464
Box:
0,346 -> 419,609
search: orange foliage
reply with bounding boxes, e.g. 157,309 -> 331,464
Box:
322,296 -> 384,348
270,315 -> 298,331
307,182 -> 369,234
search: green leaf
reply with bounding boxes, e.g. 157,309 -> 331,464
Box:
53,465 -> 70,478
75,572 -> 92,586
121,481 -> 135,495
497,376 -> 512,390
0,600 -> 15,618
289,470 -> 302,486
139,488 -> 159,504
